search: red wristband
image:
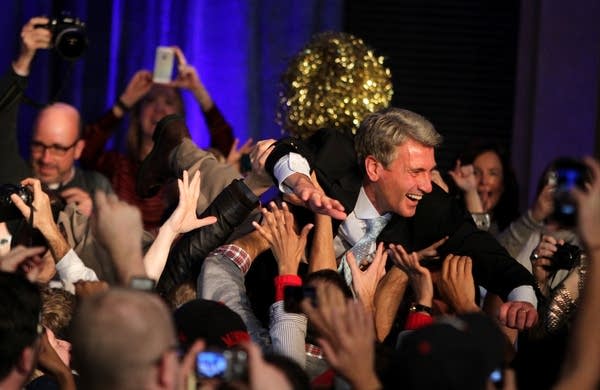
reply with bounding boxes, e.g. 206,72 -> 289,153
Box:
404,312 -> 434,330
274,275 -> 302,302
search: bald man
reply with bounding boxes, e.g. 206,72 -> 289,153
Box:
70,288 -> 180,390
0,17 -> 113,217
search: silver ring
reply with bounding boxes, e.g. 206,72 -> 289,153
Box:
530,251 -> 540,261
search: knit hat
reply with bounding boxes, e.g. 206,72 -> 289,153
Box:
174,299 -> 250,350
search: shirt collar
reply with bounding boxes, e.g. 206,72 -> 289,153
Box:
354,186 -> 388,220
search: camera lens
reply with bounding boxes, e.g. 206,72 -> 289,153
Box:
54,27 -> 87,60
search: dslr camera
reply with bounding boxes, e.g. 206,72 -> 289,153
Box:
195,348 -> 248,382
35,14 -> 88,60
548,243 -> 582,271
0,184 -> 33,222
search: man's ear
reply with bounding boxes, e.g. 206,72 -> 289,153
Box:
73,139 -> 85,160
155,351 -> 178,390
364,155 -> 382,182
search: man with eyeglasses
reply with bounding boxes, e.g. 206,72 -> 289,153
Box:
0,16 -> 113,217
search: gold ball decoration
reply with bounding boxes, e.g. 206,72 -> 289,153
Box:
277,31 -> 393,138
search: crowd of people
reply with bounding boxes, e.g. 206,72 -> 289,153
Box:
1,16 -> 599,390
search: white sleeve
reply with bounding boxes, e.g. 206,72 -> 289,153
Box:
55,249 -> 99,283
273,153 -> 311,193
507,285 -> 538,308
269,300 -> 307,368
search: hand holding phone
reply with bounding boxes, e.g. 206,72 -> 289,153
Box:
153,46 -> 175,83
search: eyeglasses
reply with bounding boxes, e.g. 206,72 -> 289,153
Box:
30,139 -> 79,157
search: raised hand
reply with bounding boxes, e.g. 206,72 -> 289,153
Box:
119,69 -> 153,108
448,160 -> 484,213
163,170 -> 217,235
347,242 -> 387,312
243,139 -> 276,196
252,201 -> 313,275
437,254 -> 479,313
301,285 -> 381,390
388,243 -> 433,307
60,187 -> 93,217
572,157 -> 600,251
226,138 -> 255,172
531,183 -> 555,223
0,245 -> 47,282
11,178 -> 55,233
93,191 -> 145,285
13,16 -> 51,75
285,173 -> 346,220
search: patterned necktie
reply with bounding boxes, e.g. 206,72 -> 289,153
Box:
339,214 -> 391,286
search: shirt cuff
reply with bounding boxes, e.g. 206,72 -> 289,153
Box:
274,274 -> 303,302
508,285 -> 538,308
55,249 -> 99,283
213,244 -> 252,275
273,153 -> 311,193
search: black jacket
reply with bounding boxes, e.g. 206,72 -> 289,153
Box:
266,128 -> 536,301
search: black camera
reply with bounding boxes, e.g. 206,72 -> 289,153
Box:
549,243 -> 582,271
0,184 -> 33,222
195,349 -> 248,381
284,285 -> 317,313
35,15 -> 88,60
551,158 -> 589,227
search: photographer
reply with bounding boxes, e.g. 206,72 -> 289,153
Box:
0,16 -> 113,218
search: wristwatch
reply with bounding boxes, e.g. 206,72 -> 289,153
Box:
409,302 -> 433,315
129,276 -> 156,292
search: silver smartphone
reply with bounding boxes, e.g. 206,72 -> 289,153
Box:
153,46 -> 175,83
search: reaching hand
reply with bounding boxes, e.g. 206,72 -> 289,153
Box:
74,280 -> 109,298
226,138 -> 255,172
119,69 -> 153,108
243,139 -> 276,196
437,254 -> 479,313
163,170 -> 217,235
301,285 -> 381,390
531,183 -> 555,223
416,236 -> 448,260
252,201 -> 313,275
168,47 -> 204,91
93,191 -> 145,284
0,245 -> 47,282
287,173 -> 346,220
347,243 -> 387,312
572,157 -> 600,251
388,243 -> 434,306
60,187 -> 94,217
498,301 -> 538,330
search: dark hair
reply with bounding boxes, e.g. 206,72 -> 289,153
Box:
0,271 -> 41,379
305,269 -> 353,298
457,141 -> 519,231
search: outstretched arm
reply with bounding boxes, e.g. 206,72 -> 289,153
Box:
143,170 -> 216,280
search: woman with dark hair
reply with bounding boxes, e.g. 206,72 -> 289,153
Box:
448,141 -> 519,236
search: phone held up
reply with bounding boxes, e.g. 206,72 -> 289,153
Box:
195,348 -> 248,382
153,46 -> 175,83
551,158 -> 589,227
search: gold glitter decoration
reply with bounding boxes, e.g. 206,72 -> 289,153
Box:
277,32 -> 393,138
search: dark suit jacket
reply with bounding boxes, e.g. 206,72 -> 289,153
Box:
266,128 -> 536,301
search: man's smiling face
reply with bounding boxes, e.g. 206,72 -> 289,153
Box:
366,138 -> 436,217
